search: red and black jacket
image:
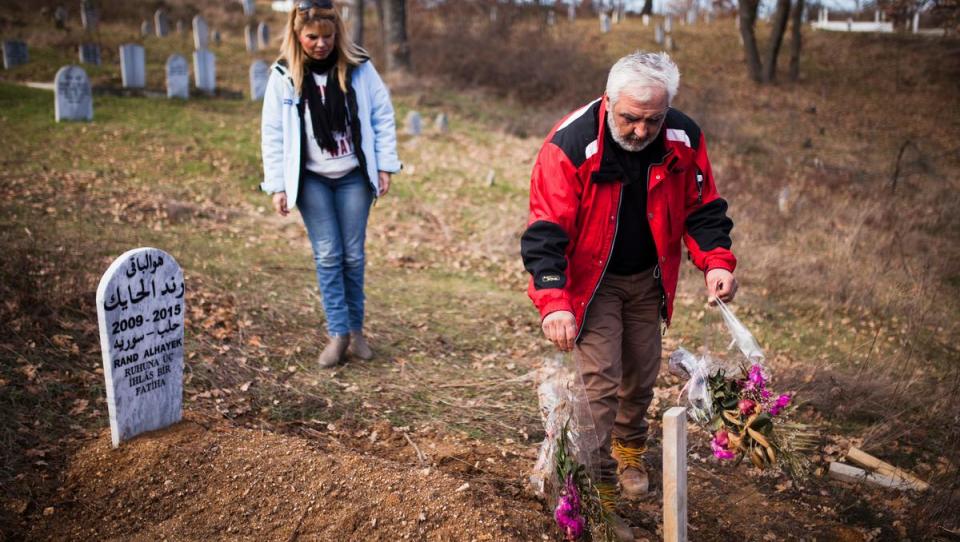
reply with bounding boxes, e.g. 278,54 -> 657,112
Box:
521,95 -> 736,334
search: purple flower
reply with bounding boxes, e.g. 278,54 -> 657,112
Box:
748,364 -> 766,389
555,475 -> 585,540
769,393 -> 792,416
711,431 -> 736,460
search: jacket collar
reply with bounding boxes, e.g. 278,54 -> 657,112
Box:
591,94 -> 673,185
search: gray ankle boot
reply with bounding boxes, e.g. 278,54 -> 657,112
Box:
348,332 -> 374,360
318,335 -> 350,368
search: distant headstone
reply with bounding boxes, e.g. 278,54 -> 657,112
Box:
154,9 -> 169,37
434,113 -> 449,133
489,6 -> 497,22
642,14 -> 650,26
119,44 -> 145,89
176,20 -> 185,35
664,14 -> 673,33
2,41 -> 29,70
404,111 -> 422,136
55,65 -> 93,122
193,48 -> 216,94
79,42 -> 101,65
249,60 -> 268,100
655,24 -> 664,44
141,20 -> 153,37
241,0 -> 255,16
257,22 -> 270,48
96,248 -> 185,448
599,12 -> 611,33
705,11 -> 713,23
81,0 -> 97,32
212,30 -> 221,45
567,3 -> 575,21
166,54 -> 189,99
686,9 -> 697,25
665,34 -> 675,51
192,15 -> 209,49
245,24 -> 258,52
54,6 -> 68,29
546,11 -> 556,26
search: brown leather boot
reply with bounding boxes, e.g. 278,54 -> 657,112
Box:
318,335 -> 349,368
596,482 -> 636,542
348,331 -> 373,360
613,440 -> 650,499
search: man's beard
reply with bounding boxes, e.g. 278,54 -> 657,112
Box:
607,113 -> 656,153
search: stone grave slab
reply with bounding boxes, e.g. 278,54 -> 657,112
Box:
119,44 -> 145,88
3,41 -> 28,70
55,65 -> 93,122
192,15 -> 209,50
434,113 -> 449,133
96,248 -> 185,448
257,22 -> 270,49
193,48 -> 216,94
242,0 -> 255,16
245,24 -> 258,52
212,30 -> 221,45
81,0 -> 98,32
249,59 -> 268,100
166,54 -> 189,99
79,42 -> 100,65
141,20 -> 153,37
404,111 -> 422,136
154,9 -> 169,37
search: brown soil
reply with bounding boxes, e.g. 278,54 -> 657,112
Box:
26,413 -> 552,542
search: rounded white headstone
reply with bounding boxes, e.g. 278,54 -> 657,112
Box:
166,54 -> 190,99
55,65 -> 93,122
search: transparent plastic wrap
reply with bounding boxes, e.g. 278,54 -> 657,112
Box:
529,354 -> 600,499
670,298 -> 768,423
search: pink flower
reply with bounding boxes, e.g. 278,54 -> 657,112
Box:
738,399 -> 757,416
760,389 -> 772,400
748,364 -> 766,388
555,475 -> 585,540
769,393 -> 792,416
711,431 -> 736,460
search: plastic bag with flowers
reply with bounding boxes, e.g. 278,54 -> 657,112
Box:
530,356 -> 620,541
669,299 -> 817,479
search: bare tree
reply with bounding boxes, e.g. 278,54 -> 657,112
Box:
738,0 -> 763,82
641,0 -> 654,16
351,0 -> 364,47
763,0 -> 791,82
788,0 -> 805,81
381,0 -> 410,71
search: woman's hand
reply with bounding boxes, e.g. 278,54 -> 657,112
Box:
272,192 -> 289,217
378,171 -> 392,197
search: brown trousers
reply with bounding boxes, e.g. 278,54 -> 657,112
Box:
574,270 -> 662,481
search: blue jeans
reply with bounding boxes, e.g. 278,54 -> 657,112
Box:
297,168 -> 373,336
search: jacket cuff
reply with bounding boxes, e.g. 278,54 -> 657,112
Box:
539,298 -> 574,321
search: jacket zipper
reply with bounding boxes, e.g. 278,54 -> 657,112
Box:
575,183 -> 624,343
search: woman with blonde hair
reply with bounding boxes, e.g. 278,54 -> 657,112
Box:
260,0 -> 401,367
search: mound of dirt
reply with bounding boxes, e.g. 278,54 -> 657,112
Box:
28,413 -> 552,541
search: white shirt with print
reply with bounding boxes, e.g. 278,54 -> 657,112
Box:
303,72 -> 359,179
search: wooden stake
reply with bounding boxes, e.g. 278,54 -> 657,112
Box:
846,447 -> 930,491
663,407 -> 688,542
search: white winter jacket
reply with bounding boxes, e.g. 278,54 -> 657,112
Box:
260,59 -> 401,207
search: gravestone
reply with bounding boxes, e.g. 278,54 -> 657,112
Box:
663,407 -> 688,542
489,6 -> 497,22
567,3 -> 575,21
192,15 -> 209,50
2,41 -> 29,70
212,30 -> 221,45
250,60 -> 270,100
54,6 -> 68,29
166,54 -> 189,99
249,60 -> 268,100
176,20 -> 185,35
55,65 -> 93,122
655,23 -> 665,45
664,14 -> 673,32
546,11 -> 556,26
193,48 -> 216,94
81,0 -> 97,32
154,9 -> 169,37
141,20 -> 153,37
119,44 -> 145,89
245,24 -> 258,52
686,9 -> 697,25
665,34 -> 675,51
257,22 -> 270,49
241,0 -> 255,16
404,111 -> 422,136
599,12 -> 611,33
96,248 -> 185,448
434,113 -> 449,133
642,14 -> 650,26
79,42 -> 101,65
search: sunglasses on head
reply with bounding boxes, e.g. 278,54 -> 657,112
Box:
296,0 -> 334,10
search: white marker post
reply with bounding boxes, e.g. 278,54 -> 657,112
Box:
663,407 -> 687,542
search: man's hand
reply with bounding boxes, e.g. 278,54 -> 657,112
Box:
378,171 -> 392,196
706,268 -> 738,304
272,192 -> 289,217
542,311 -> 577,352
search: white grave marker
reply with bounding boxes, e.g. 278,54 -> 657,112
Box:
81,0 -> 98,32
599,12 -> 611,33
665,14 -> 674,32
176,20 -> 185,35
96,248 -> 185,448
166,54 -> 189,99
643,13 -> 650,26
119,44 -> 145,88
434,112 -> 449,133
193,15 -> 209,50
155,9 -> 169,37
55,65 -> 93,122
212,30 -> 222,45
242,0 -> 255,16
2,41 -> 28,69
404,111 -> 422,136
655,23 -> 665,44
245,24 -> 258,52
257,22 -> 270,48
79,42 -> 100,65
193,48 -> 216,94
663,407 -> 688,542
249,60 -> 268,100
141,20 -> 153,37
567,3 -> 575,21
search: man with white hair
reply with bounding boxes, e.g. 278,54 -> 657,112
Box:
521,51 -> 737,536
